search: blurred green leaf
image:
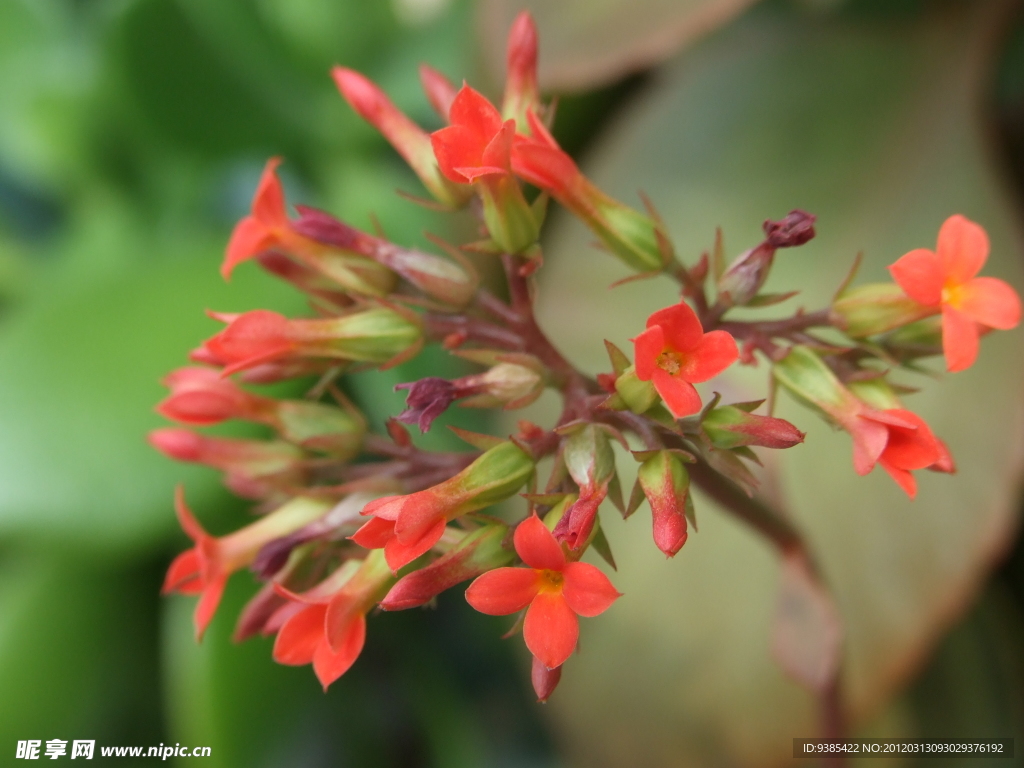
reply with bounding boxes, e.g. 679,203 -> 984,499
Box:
0,220 -> 304,553
0,551 -> 163,748
478,0 -> 760,91
512,1 -> 1024,765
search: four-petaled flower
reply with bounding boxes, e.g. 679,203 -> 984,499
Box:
889,214 -> 1021,372
631,301 -> 739,418
846,407 -> 953,499
465,514 -> 621,669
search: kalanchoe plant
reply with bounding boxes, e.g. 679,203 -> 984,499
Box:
154,10 -> 1021,727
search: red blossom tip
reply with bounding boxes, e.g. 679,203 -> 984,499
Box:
763,210 -> 816,248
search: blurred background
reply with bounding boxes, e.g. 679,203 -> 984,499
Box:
1,0 -> 1024,765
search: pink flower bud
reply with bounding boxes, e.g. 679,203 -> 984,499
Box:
637,451 -> 690,557
552,425 -> 616,549
702,404 -> 805,450
333,67 -> 469,209
419,64 -> 457,120
158,367 -> 268,425
532,656 -> 561,702
501,12 -> 541,131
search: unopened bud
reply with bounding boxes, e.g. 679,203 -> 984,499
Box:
553,425 -> 616,549
502,12 -> 541,132
332,66 -> 470,209
718,211 -> 816,307
613,365 -> 658,414
763,210 -> 816,248
702,405 -> 805,450
532,656 -> 562,702
419,64 -> 457,120
637,450 -> 690,557
831,283 -> 936,337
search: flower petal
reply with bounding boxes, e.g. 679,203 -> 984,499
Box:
849,414 -> 890,476
955,277 -> 1022,330
878,460 -> 918,499
646,302 -> 703,351
393,492 -> 445,544
877,409 -> 940,471
562,562 -> 621,617
163,549 -> 201,594
272,604 -> 326,666
383,517 -> 447,572
350,516 -> 396,550
679,329 -> 738,382
448,85 -> 504,138
223,216 -> 274,279
251,157 -> 287,226
313,613 -> 366,690
514,514 -> 566,570
888,248 -> 944,306
942,304 -> 980,373
173,485 -> 207,542
479,120 -> 515,174
431,125 -> 484,184
632,325 -> 664,381
937,214 -> 988,284
523,592 -> 579,669
651,369 -> 702,418
465,567 -> 540,615
194,573 -> 228,641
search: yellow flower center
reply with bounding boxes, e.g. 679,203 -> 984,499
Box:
657,350 -> 683,375
941,282 -> 963,308
538,569 -> 564,592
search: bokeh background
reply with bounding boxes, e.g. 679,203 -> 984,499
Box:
1,0 -> 1024,765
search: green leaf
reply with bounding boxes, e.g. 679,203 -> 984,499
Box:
522,2 -> 1024,764
0,242 -> 304,553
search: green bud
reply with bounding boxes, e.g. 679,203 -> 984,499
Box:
831,283 -> 936,338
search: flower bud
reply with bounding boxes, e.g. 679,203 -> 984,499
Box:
702,404 -> 805,450
273,400 -> 365,459
395,377 -> 458,432
293,208 -> 478,307
332,67 -> 470,209
613,365 -> 658,414
501,12 -> 541,132
419,64 -> 457,120
771,345 -> 856,420
202,306 -> 423,376
717,211 -> 816,307
148,428 -> 306,499
380,523 -> 513,610
454,350 -> 547,409
532,656 -> 562,702
512,111 -> 663,272
637,450 -> 690,557
553,425 -> 616,549
830,282 -> 936,337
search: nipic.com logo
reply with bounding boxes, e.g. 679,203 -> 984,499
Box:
15,740 -> 212,759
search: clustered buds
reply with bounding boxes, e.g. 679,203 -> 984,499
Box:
153,10 -> 1020,705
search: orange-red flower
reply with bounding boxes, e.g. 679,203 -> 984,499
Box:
351,441 -> 535,572
465,515 -> 620,669
844,408 -> 951,498
889,215 -> 1021,372
430,87 -> 538,253
162,488 -> 329,640
271,551 -> 393,690
631,301 -> 739,418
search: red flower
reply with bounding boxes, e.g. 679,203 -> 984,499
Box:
351,441 -> 534,572
157,366 -> 265,425
631,301 -> 739,418
845,407 -> 951,498
501,11 -> 540,131
162,488 -> 328,640
271,551 -> 393,690
889,215 -> 1021,372
465,515 -> 620,669
431,86 -> 515,185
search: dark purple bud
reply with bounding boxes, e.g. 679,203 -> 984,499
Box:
395,377 -> 458,433
532,656 -> 562,702
763,210 -> 816,248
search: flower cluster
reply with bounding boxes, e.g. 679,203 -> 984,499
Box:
154,11 -> 1020,702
